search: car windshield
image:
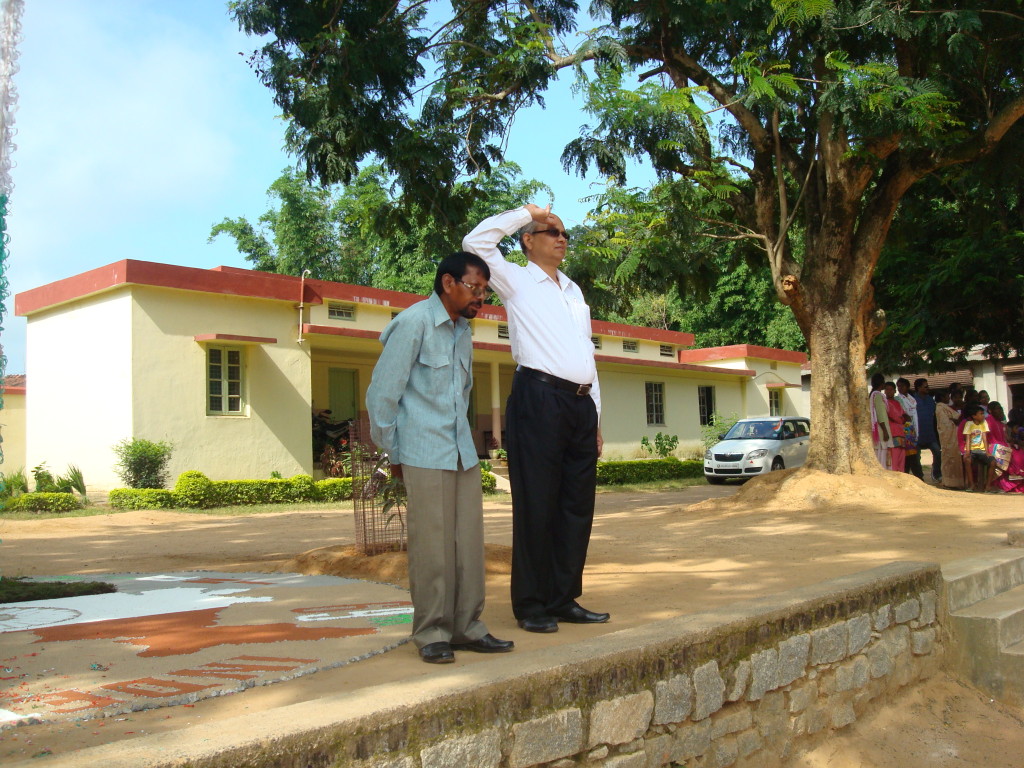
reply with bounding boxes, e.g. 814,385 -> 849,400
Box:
723,420 -> 782,440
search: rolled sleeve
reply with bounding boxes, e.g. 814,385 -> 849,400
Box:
462,207 -> 531,297
366,318 -> 421,465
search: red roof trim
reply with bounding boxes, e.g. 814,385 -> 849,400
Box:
302,324 -> 381,340
193,333 -> 277,345
592,320 -> 694,345
3,387 -> 26,395
677,344 -> 808,365
596,354 -> 755,376
473,341 -> 513,352
765,382 -> 801,389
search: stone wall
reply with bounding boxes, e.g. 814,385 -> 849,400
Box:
58,562 -> 942,768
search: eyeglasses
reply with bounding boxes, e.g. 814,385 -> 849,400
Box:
531,228 -> 570,242
460,281 -> 490,297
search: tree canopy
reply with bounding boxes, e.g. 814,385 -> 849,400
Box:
232,0 -> 1024,474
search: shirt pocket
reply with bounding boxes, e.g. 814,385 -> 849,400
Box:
418,352 -> 449,369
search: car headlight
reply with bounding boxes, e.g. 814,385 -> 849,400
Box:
704,449 -> 712,460
746,449 -> 769,460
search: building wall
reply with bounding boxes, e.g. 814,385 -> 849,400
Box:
0,390 -> 26,472
131,287 -> 313,485
25,292 -> 135,491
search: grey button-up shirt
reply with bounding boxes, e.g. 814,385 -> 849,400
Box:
366,293 -> 478,471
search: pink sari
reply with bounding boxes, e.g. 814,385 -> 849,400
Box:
886,397 -> 907,473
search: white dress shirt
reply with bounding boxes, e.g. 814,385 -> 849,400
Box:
463,207 -> 601,417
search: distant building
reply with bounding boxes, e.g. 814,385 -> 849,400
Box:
11,260 -> 809,491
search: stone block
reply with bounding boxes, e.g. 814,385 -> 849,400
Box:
873,605 -> 892,631
510,708 -> 583,768
919,590 -> 937,625
355,758 -> 414,768
710,707 -> 753,739
693,660 -> 726,721
747,648 -> 779,701
726,661 -> 750,702
866,640 -> 893,679
788,681 -> 817,713
673,719 -> 712,760
830,699 -> 856,729
894,598 -> 921,624
834,656 -> 870,692
887,624 -> 911,657
654,673 -> 693,725
589,691 -> 654,747
421,728 -> 501,768
777,634 -> 810,687
912,627 -> 936,656
737,729 -> 763,759
643,734 -> 672,767
588,745 -> 610,761
709,735 -> 739,768
550,761 -> 575,768
794,706 -> 828,736
604,753 -> 646,768
810,623 -> 847,665
846,614 -> 872,655
753,691 -> 787,744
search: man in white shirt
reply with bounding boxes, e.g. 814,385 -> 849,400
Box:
464,204 -> 609,633
896,377 -> 922,480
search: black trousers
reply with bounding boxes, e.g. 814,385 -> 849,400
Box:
506,370 -> 599,620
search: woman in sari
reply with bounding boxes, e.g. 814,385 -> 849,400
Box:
986,402 -> 1013,491
869,373 -> 891,468
884,381 -> 908,472
936,392 -> 965,489
997,422 -> 1024,493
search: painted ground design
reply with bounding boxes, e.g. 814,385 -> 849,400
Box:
0,572 -> 412,725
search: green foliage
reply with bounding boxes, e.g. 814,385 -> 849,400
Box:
494,448 -> 508,461
481,467 -> 497,494
0,576 -> 117,603
108,488 -> 176,510
315,477 -> 353,502
640,432 -> 680,458
702,412 -> 742,450
112,438 -> 173,489
6,492 -> 82,513
0,467 -> 28,499
596,458 -> 703,485
172,471 -> 218,509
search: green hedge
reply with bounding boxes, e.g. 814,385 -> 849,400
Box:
6,492 -> 82,513
108,488 -> 176,510
481,467 -> 497,494
595,457 -> 703,485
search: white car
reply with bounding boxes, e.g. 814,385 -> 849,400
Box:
704,417 -> 811,484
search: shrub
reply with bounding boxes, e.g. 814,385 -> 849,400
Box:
640,432 -> 680,458
595,457 -> 703,485
6,492 -> 82,513
173,471 -> 218,508
315,477 -> 353,501
0,468 -> 29,499
289,474 -> 317,501
112,438 -> 173,489
108,488 -> 176,510
481,467 -> 497,494
701,412 -> 741,450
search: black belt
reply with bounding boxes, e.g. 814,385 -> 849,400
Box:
517,366 -> 592,396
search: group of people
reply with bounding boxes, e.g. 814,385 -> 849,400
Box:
366,203 -> 607,664
870,374 -> 1024,493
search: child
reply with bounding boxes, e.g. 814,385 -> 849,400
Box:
962,404 -> 995,492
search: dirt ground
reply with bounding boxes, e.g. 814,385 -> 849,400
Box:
4,470 -> 1024,766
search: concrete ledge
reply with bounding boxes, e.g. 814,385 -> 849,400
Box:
15,561 -> 942,768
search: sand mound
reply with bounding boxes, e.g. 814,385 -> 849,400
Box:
281,543 -> 513,587
690,466 -> 946,514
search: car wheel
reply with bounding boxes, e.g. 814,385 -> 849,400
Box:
771,457 -> 785,471
706,476 -> 726,485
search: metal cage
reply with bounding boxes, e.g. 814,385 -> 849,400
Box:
349,418 -> 407,555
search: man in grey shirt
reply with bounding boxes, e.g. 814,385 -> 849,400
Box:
367,252 -> 514,663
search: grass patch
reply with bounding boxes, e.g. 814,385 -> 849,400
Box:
177,500 -> 354,516
0,506 -> 123,522
596,476 -> 710,493
0,576 -> 118,603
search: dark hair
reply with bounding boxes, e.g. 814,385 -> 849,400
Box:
517,219 -> 543,253
966,404 -> 984,418
914,378 -> 927,390
870,373 -> 885,389
433,251 -> 490,297
896,377 -> 910,388
884,380 -> 896,390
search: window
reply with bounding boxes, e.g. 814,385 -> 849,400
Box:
498,324 -> 510,339
592,336 -> 602,350
623,339 -> 639,353
660,344 -> 674,358
769,389 -> 782,416
328,302 -> 355,321
207,346 -> 244,415
645,382 -> 665,426
698,385 -> 716,426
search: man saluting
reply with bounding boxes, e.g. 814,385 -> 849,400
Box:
367,252 -> 514,663
464,204 -> 609,633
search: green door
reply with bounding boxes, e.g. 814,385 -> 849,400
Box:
328,368 -> 358,421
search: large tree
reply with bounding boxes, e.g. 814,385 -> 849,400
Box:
232,0 -> 1024,475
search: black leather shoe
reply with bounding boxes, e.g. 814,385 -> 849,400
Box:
517,616 -> 558,633
552,604 -> 610,624
419,641 -> 455,664
451,634 -> 515,653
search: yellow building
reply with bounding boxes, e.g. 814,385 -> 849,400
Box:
13,260 -> 808,491
1,375 -> 26,473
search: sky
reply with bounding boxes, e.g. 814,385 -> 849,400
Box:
1,0 -> 654,375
